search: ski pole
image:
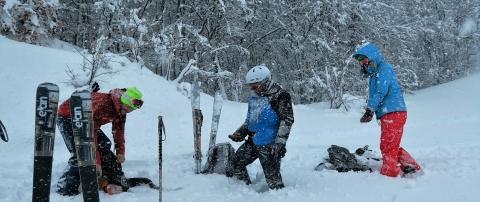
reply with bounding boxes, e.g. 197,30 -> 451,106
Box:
158,116 -> 166,202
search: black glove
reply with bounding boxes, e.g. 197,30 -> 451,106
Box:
355,145 -> 369,155
271,143 -> 286,159
228,132 -> 245,142
91,82 -> 100,92
360,108 -> 374,123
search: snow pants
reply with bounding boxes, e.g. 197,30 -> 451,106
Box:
56,116 -> 128,196
379,112 -> 421,177
227,140 -> 284,189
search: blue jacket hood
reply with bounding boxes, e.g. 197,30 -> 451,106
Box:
353,42 -> 386,66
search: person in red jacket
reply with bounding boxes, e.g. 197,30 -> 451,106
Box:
56,85 -> 144,196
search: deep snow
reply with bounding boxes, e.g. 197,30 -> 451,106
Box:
0,36 -> 479,202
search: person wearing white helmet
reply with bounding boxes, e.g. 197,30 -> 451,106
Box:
227,64 -> 294,190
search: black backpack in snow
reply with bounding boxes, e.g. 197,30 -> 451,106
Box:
201,143 -> 235,175
315,145 -> 372,172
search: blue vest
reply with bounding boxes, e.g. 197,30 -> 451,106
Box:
247,96 -> 279,146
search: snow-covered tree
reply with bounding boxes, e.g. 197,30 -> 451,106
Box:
9,0 -> 57,44
65,36 -> 117,89
29,0 -> 480,106
0,0 -> 13,36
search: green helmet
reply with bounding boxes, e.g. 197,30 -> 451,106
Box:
121,87 -> 143,110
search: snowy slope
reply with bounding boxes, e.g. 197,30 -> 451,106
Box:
1,36 -> 480,202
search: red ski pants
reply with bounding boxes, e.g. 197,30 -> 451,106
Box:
379,112 -> 420,177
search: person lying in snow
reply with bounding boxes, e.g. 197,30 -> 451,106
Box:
95,130 -> 159,194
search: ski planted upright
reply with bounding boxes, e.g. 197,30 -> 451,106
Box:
191,80 -> 203,174
70,90 -> 99,202
202,91 -> 223,173
32,82 -> 59,202
208,91 -> 223,151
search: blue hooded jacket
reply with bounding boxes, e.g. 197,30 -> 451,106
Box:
353,43 -> 407,118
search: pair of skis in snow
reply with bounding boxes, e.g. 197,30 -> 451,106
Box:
32,83 -> 99,202
190,79 -> 233,175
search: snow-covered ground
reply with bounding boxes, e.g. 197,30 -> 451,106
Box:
0,36 -> 479,202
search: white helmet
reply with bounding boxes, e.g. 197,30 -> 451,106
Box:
245,65 -> 271,84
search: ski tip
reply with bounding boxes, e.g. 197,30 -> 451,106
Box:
71,89 -> 91,97
38,82 -> 59,91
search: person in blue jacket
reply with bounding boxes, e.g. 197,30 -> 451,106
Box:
352,42 -> 421,177
227,65 -> 294,189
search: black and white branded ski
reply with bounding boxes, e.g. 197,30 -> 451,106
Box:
32,82 -> 59,202
191,80 -> 203,174
70,90 -> 99,202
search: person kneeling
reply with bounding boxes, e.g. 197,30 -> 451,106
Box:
226,65 -> 294,190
